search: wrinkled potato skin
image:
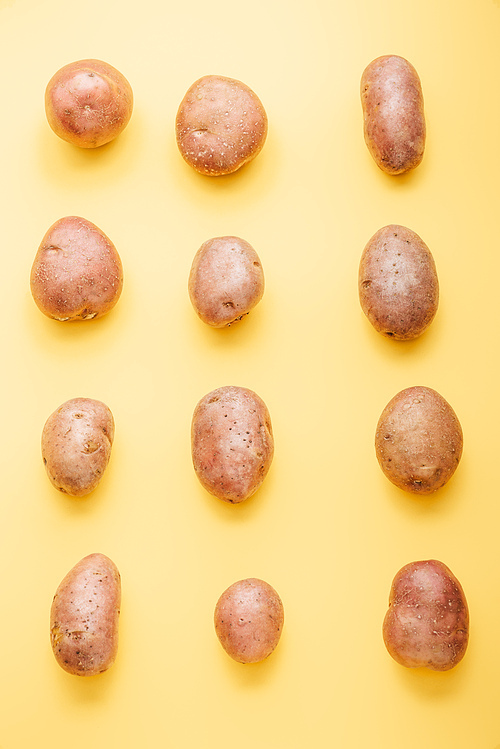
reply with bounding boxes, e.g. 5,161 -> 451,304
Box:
361,55 -> 425,175
50,553 -> 121,676
214,578 -> 284,663
30,216 -> 123,321
189,236 -> 265,327
176,75 -> 268,176
359,225 -> 439,340
383,560 -> 469,671
42,398 -> 115,497
45,59 -> 133,148
191,386 -> 274,503
375,386 -> 463,495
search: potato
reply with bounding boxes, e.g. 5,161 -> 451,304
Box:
361,55 -> 426,174
176,75 -> 267,176
191,385 -> 274,503
30,216 -> 123,321
189,236 -> 265,327
359,224 -> 439,340
42,397 -> 114,497
375,386 -> 463,495
214,578 -> 284,663
45,59 -> 133,148
383,560 -> 469,671
50,553 -> 121,676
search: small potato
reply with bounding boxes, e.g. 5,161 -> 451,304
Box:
375,386 -> 463,495
45,59 -> 133,148
176,75 -> 268,176
50,553 -> 121,676
361,55 -> 425,175
189,236 -> 265,327
383,560 -> 469,671
191,385 -> 274,503
214,578 -> 284,664
359,224 -> 439,340
42,397 -> 115,497
30,216 -> 123,321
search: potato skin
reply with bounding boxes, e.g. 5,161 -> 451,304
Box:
214,578 -> 284,663
383,560 -> 469,671
361,55 -> 425,175
45,59 -> 133,148
30,216 -> 123,321
50,553 -> 121,676
42,397 -> 115,497
359,224 -> 439,340
191,385 -> 274,503
375,386 -> 463,495
189,236 -> 265,327
176,75 -> 268,176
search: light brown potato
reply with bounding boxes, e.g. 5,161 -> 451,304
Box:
191,385 -> 274,503
189,236 -> 265,327
30,216 -> 123,321
214,578 -> 284,663
42,397 -> 114,497
45,59 -> 133,148
50,553 -> 121,676
361,55 -> 425,175
176,75 -> 268,176
383,560 -> 469,671
375,386 -> 463,495
359,224 -> 439,340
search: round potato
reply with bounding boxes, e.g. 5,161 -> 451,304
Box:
50,553 -> 121,676
383,559 -> 469,671
214,578 -> 284,663
361,55 -> 425,174
45,59 -> 133,148
175,75 -> 268,176
359,224 -> 439,340
191,385 -> 274,503
30,216 -> 123,321
375,386 -> 463,495
42,397 -> 115,497
189,236 -> 265,327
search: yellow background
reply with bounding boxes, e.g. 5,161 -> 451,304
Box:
1,0 -> 500,746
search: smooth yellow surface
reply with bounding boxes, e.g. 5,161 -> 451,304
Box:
1,0 -> 500,746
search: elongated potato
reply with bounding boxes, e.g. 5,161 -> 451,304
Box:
50,553 -> 121,676
361,55 -> 426,175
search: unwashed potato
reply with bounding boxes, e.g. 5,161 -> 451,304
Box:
42,397 -> 114,497
383,559 -> 469,671
214,578 -> 284,663
191,385 -> 274,503
359,224 -> 439,340
375,386 -> 463,495
45,59 -> 133,148
361,55 -> 425,174
50,553 -> 121,676
189,236 -> 265,327
30,216 -> 123,321
176,75 -> 268,176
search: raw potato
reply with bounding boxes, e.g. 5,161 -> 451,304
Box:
189,236 -> 265,327
42,397 -> 115,497
361,55 -> 425,174
45,59 -> 133,148
50,553 -> 121,676
176,75 -> 268,176
30,216 -> 123,321
191,385 -> 274,503
214,578 -> 284,663
383,560 -> 469,671
359,224 -> 439,340
375,386 -> 463,495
